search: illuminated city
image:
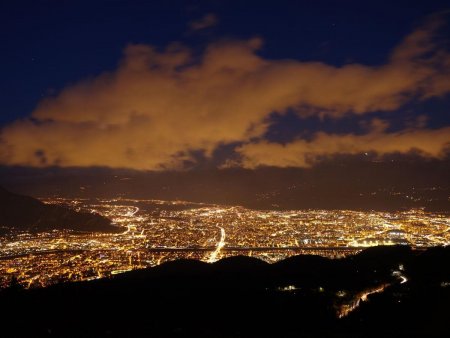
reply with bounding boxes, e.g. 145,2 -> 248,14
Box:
1,197 -> 448,288
1,2 -> 449,336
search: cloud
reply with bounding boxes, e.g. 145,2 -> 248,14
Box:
0,18 -> 449,170
235,123 -> 450,169
189,13 -> 218,31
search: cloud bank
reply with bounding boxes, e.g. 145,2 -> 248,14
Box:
0,19 -> 449,170
236,123 -> 450,169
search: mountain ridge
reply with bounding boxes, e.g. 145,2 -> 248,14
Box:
0,186 -> 120,233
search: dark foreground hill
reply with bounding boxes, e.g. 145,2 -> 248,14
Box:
0,186 -> 120,233
1,246 -> 450,337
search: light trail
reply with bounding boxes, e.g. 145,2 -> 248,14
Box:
119,206 -> 140,235
392,266 -> 408,284
338,268 -> 408,318
337,284 -> 388,318
208,224 -> 226,263
126,207 -> 139,217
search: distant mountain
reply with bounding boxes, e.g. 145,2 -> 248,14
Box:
1,246 -> 449,337
0,186 -> 120,233
1,161 -> 449,211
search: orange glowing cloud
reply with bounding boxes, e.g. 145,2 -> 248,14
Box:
0,18 -> 449,170
235,123 -> 450,169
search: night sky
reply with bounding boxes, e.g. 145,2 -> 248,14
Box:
1,0 -> 449,171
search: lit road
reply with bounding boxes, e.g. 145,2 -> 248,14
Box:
127,207 -> 139,217
392,265 -> 408,285
121,206 -> 140,234
338,268 -> 409,318
208,224 -> 226,263
337,284 -> 388,318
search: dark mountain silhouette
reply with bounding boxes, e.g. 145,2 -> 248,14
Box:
0,186 -> 120,233
1,245 -> 449,337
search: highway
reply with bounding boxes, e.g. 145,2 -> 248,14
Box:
208,224 -> 226,263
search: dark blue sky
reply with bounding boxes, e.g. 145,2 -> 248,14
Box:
1,0 -> 449,127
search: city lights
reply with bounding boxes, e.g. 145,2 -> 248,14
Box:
0,197 -> 449,288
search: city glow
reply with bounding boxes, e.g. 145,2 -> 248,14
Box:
0,197 -> 448,288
